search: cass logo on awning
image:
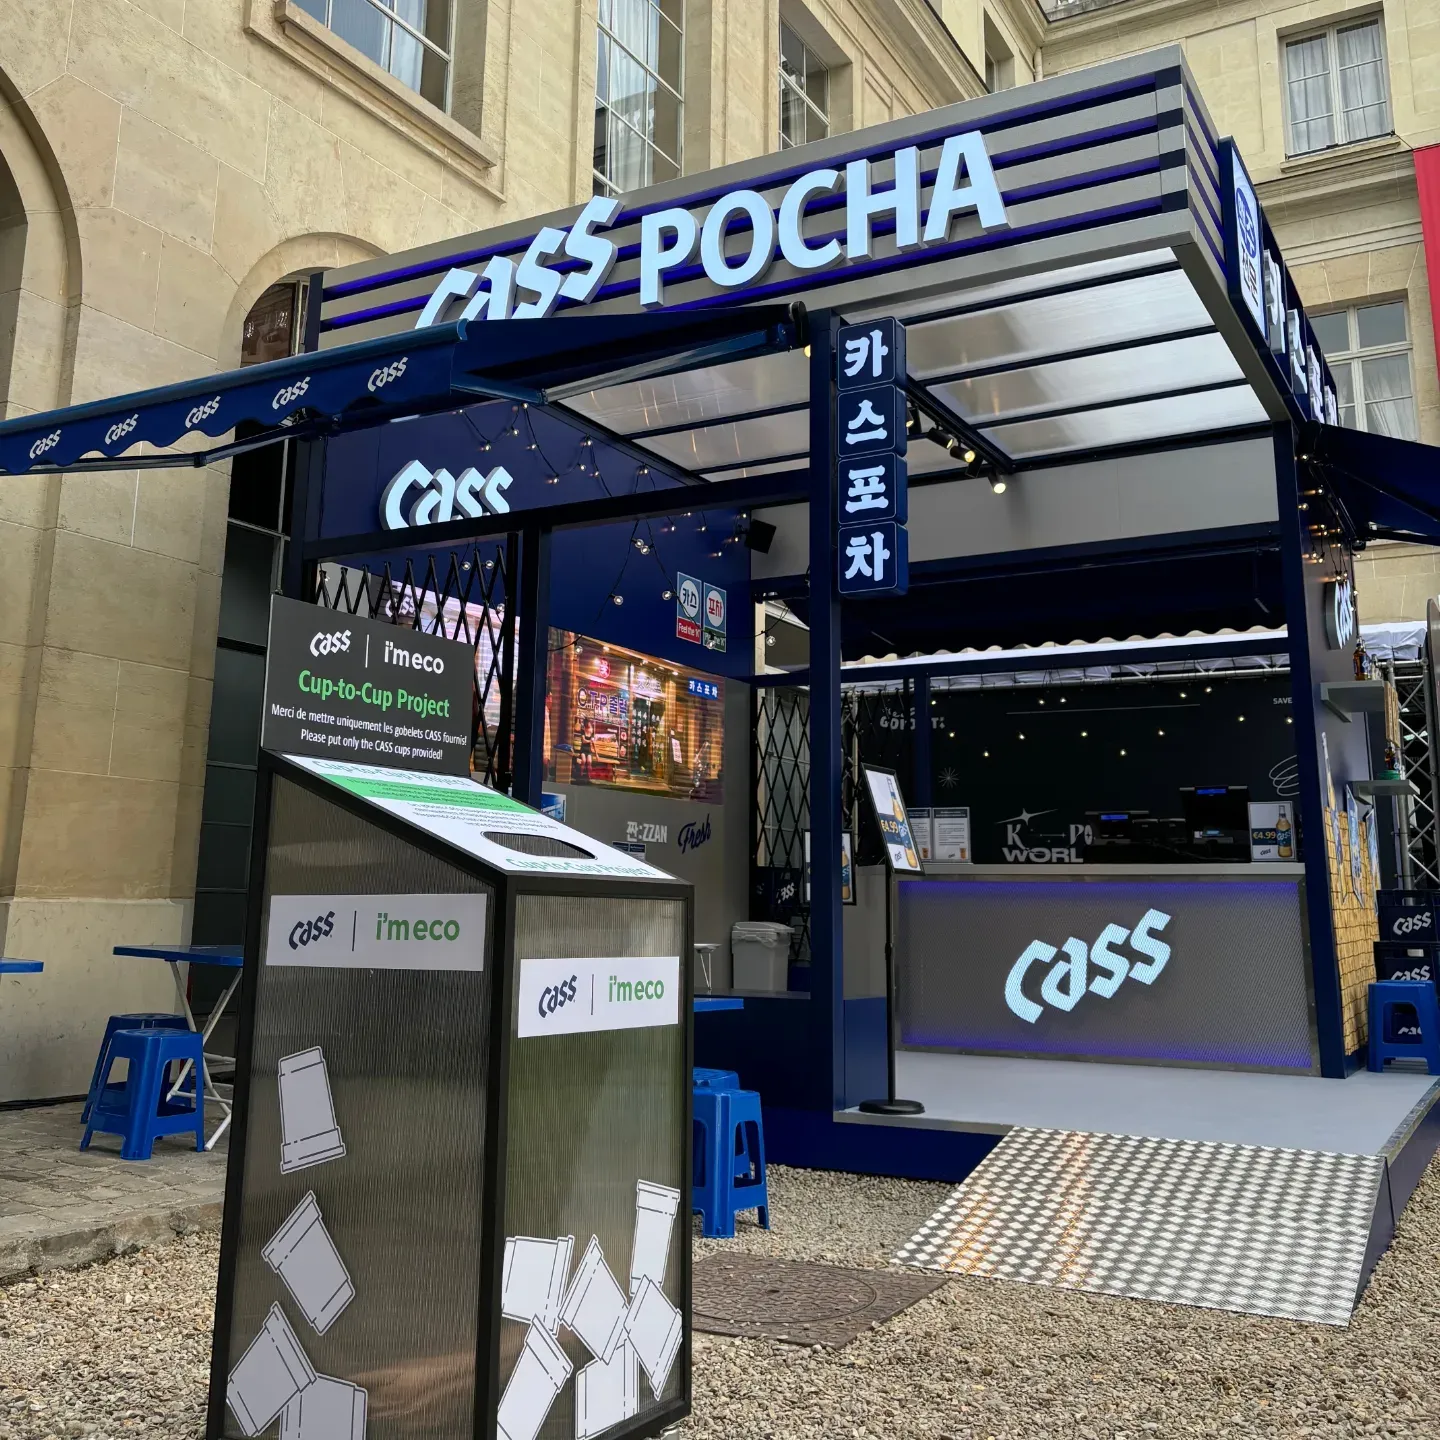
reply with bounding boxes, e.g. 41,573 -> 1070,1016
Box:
1004,909 -> 1172,1024
380,458 -> 515,529
416,128 -> 1008,325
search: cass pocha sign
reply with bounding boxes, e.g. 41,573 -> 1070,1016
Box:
263,596 -> 474,775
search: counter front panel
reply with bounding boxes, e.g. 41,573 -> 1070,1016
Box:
896,868 -> 1315,1072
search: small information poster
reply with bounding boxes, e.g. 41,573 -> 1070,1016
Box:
863,766 -> 923,874
1248,801 -> 1296,862
909,808 -> 934,863
262,595 -> 474,775
933,807 -> 972,862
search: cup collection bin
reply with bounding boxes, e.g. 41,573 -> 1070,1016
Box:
209,754 -> 692,1440
729,922 -> 793,992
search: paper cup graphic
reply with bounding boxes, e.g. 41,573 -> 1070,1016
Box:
502,1235 -> 574,1334
576,1341 -> 638,1439
279,1374 -> 367,1440
263,1192 -> 355,1335
227,1303 -> 318,1436
629,1181 -> 681,1297
278,1048 -> 346,1174
624,1277 -> 682,1396
496,1322 -> 572,1440
559,1236 -> 628,1363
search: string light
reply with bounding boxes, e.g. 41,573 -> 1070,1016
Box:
611,593 -> 624,606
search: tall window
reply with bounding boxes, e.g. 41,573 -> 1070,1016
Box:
1284,18 -> 1389,156
594,0 -> 684,196
296,0 -> 453,110
1312,302 -> 1418,440
779,22 -> 829,149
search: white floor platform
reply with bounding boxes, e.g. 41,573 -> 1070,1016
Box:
842,1051 -> 1439,1156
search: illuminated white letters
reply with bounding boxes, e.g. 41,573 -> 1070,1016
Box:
923,131 -> 1008,238
459,256 -> 515,322
700,190 -> 776,288
639,207 -> 699,307
1004,910 -> 1173,1023
413,129 -> 1010,324
846,147 -> 921,259
512,227 -> 568,319
778,168 -> 842,270
415,268 -> 477,328
559,196 -> 623,303
380,460 -> 516,529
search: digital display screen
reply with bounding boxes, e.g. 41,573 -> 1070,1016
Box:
543,631 -> 723,802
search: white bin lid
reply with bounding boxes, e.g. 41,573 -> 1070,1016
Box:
730,922 -> 793,944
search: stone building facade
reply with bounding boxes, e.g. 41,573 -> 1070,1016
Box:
1038,0 -> 1440,619
0,0 -> 1042,1097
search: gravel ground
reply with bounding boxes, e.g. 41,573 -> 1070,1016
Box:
3,1158 -> 1439,1439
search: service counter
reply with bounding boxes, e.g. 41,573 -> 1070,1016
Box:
893,863 -> 1318,1073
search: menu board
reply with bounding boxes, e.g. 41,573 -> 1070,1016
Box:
863,766 -> 923,873
285,755 -> 672,880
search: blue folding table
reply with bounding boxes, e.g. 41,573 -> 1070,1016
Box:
113,944 -> 242,1149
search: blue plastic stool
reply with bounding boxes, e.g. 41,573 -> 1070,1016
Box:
80,1029 -> 204,1159
82,1013 -> 189,1122
693,1086 -> 769,1238
1368,980 -> 1440,1075
693,1067 -> 740,1091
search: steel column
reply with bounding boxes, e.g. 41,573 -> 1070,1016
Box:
511,524 -> 552,808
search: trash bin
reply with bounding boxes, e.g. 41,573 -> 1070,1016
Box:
730,922 -> 793,992
209,754 -> 693,1440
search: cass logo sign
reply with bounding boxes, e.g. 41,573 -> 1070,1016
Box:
271,376 -> 311,410
104,414 -> 139,446
380,458 -> 515,529
288,909 -> 336,950
416,129 -> 1007,324
367,356 -> 408,392
185,396 -> 222,430
1324,576 -> 1357,650
309,626 -> 352,658
1005,908 -> 1172,1024
517,955 -> 679,1037
28,429 -> 61,460
267,892 -> 486,971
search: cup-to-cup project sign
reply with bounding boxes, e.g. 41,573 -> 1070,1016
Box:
262,595 -> 475,775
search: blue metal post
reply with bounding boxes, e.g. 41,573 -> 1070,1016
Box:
1273,424 -> 1347,1076
807,313 -> 845,1112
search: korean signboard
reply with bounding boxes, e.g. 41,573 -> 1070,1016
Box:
835,318 -> 909,597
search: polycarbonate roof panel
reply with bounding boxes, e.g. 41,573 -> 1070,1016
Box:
931,333 -> 1244,426
562,350 -> 808,434
637,408 -> 809,470
704,458 -> 808,482
982,385 -> 1270,458
841,250 -> 1179,326
906,270 -> 1212,380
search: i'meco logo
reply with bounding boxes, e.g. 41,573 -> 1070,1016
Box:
517,955 -> 679,1037
267,893 -> 487,972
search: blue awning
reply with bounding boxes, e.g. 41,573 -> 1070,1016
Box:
0,308 -> 800,476
1300,420 -> 1440,543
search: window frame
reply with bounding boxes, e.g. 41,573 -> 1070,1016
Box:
1312,300 -> 1418,440
778,19 -> 830,151
593,0 -> 686,198
297,0 -> 457,111
1282,15 -> 1392,158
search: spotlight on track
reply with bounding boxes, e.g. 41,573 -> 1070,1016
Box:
991,476 -> 1007,495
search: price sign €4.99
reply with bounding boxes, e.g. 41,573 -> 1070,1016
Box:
835,318 -> 909,597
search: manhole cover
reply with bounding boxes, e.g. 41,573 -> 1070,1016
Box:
693,1254 -> 945,1347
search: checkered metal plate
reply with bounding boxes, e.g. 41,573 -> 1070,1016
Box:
894,1128 -> 1384,1327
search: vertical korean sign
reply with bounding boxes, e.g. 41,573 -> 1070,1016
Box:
835,318 -> 908,597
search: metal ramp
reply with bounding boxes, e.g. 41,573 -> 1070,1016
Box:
893,1127 -> 1385,1327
